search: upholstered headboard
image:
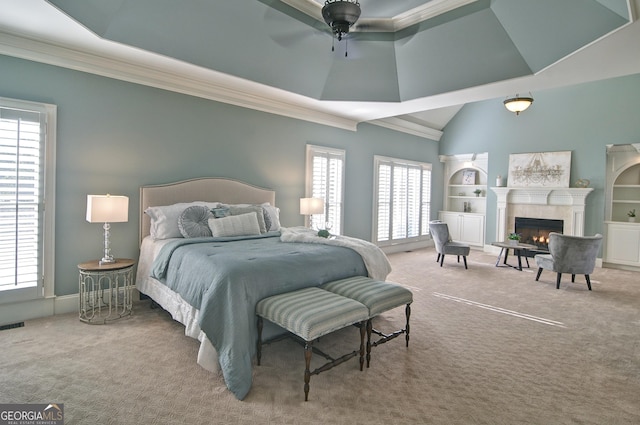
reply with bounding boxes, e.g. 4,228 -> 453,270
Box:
139,177 -> 276,243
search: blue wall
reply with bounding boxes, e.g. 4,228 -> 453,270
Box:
0,54 -> 439,297
439,73 -> 640,242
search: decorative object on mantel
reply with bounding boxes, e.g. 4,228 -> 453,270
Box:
503,93 -> 534,115
496,175 -> 504,187
507,232 -> 521,246
508,151 -> 571,188
575,179 -> 590,188
629,209 -> 636,223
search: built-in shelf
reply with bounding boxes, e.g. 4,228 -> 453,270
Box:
604,144 -> 640,269
439,153 -> 488,247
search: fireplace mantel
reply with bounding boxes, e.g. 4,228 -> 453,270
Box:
490,187 -> 594,240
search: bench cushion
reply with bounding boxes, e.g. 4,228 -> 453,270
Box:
321,276 -> 413,317
256,287 -> 369,341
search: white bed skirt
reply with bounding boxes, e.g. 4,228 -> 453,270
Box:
136,237 -> 220,374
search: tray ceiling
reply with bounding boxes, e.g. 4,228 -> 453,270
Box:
0,0 -> 638,138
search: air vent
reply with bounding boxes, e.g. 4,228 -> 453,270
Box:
0,322 -> 24,331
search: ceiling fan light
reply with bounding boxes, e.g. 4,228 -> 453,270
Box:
322,0 -> 361,40
504,95 -> 534,115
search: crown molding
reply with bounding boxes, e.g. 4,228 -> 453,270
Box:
370,117 -> 442,141
0,30 -> 443,139
0,31 -> 360,131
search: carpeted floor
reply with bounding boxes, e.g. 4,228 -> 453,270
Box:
1,247 -> 639,424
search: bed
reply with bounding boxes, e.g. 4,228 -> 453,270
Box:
136,177 -> 391,400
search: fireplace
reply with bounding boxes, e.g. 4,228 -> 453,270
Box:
491,187 -> 594,242
515,217 -> 563,251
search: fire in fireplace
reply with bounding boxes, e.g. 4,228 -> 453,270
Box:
515,217 -> 563,251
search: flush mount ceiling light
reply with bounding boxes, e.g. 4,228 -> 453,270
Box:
322,0 -> 361,56
504,94 -> 534,115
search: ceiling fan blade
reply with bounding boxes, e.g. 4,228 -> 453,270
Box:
261,0 -> 330,48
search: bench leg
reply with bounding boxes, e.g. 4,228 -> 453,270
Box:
256,316 -> 263,366
405,303 -> 411,348
304,341 -> 313,401
359,320 -> 366,371
366,319 -> 372,368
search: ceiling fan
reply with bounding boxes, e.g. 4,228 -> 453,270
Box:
321,0 -> 361,56
262,0 -> 414,57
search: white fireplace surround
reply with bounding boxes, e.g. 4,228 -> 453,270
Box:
491,187 -> 594,241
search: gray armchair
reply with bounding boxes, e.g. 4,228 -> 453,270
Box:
429,221 -> 471,269
534,232 -> 603,290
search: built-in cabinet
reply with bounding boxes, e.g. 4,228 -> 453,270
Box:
439,153 -> 488,247
604,222 -> 640,266
604,144 -> 640,269
439,211 -> 485,247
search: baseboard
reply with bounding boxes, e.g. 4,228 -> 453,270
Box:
0,297 -> 56,326
380,240 -> 433,255
0,288 -> 145,326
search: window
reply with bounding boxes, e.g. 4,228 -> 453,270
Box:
0,97 -> 56,304
305,145 -> 345,234
374,155 -> 431,246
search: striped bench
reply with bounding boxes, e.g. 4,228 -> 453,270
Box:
321,276 -> 413,368
256,287 -> 369,401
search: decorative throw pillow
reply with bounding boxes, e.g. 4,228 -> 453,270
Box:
227,205 -> 267,233
208,212 -> 261,237
145,201 -> 219,239
261,203 -> 281,231
211,207 -> 230,218
178,205 -> 213,238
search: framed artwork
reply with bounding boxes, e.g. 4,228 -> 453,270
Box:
507,151 -> 571,187
462,170 -> 476,185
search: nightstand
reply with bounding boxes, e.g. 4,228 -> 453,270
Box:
78,258 -> 135,324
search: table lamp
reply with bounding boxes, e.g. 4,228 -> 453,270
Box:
300,197 -> 324,228
86,194 -> 129,265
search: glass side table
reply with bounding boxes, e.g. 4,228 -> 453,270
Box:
78,258 -> 135,324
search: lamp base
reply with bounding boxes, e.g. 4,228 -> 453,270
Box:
99,256 -> 116,266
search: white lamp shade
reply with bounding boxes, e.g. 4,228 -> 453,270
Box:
300,197 -> 324,215
86,194 -> 129,223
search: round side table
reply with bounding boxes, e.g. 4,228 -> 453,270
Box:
78,258 -> 135,324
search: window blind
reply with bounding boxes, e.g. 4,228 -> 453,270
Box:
375,156 -> 431,245
307,145 -> 345,234
0,107 -> 44,290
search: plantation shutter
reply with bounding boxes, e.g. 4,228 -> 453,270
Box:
375,156 -> 431,245
0,107 -> 44,291
307,145 -> 344,234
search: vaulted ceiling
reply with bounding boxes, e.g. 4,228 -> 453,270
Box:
1,0 -> 639,139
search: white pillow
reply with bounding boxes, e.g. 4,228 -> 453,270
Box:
208,212 -> 261,237
145,201 -> 219,239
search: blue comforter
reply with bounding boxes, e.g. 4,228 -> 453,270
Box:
150,232 -> 367,400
